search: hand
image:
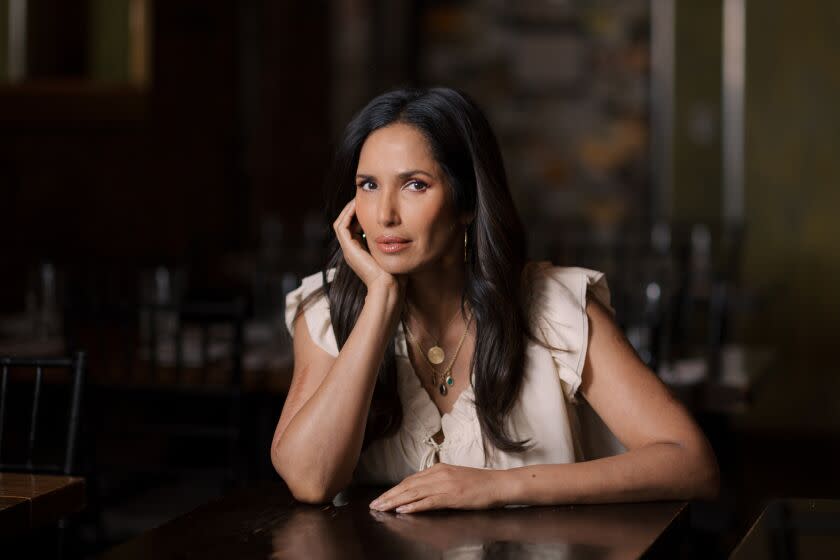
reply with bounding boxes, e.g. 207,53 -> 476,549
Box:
333,198 -> 402,293
368,463 -> 507,513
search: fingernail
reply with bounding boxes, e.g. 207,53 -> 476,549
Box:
369,500 -> 381,509
396,505 -> 408,513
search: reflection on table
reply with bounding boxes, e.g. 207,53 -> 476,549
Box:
102,481 -> 688,559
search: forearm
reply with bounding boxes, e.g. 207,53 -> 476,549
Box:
497,442 -> 719,506
273,285 -> 401,501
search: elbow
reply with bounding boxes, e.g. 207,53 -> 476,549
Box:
686,443 -> 721,501
285,479 -> 338,505
270,442 -> 344,504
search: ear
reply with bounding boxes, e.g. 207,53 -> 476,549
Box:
460,212 -> 475,227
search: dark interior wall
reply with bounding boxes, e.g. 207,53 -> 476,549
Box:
673,1 -> 721,224
0,0 -> 330,309
741,0 -> 840,348
641,0 -> 840,436
665,0 -> 840,435
672,0 -> 840,364
736,0 -> 840,432
1,0 -> 240,263
144,0 -> 240,257
26,0 -> 89,78
249,0 -> 331,242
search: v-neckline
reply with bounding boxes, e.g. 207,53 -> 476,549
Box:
395,321 -> 472,421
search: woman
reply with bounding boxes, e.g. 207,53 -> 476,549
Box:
271,87 -> 719,512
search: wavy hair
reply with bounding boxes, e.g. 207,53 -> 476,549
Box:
296,87 -> 536,452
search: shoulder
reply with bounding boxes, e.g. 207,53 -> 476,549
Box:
288,268 -> 337,300
284,268 -> 339,357
522,261 -> 615,401
524,260 -> 614,320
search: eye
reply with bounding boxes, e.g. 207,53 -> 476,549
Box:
404,179 -> 428,192
357,179 -> 376,191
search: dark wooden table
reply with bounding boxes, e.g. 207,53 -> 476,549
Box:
102,481 -> 689,559
0,473 -> 86,537
0,497 -> 30,538
730,499 -> 840,559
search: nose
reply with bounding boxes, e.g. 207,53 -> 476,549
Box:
376,187 -> 401,227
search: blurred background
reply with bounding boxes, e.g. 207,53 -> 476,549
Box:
0,0 -> 838,557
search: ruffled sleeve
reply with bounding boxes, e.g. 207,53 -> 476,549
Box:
526,261 -> 614,403
284,268 -> 339,357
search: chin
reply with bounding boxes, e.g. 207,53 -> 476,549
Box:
373,254 -> 419,275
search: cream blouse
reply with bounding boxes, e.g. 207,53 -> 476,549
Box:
284,261 -> 624,486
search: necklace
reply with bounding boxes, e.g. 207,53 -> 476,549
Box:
403,303 -> 464,365
403,312 -> 472,396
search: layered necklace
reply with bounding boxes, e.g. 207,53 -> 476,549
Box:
402,305 -> 473,396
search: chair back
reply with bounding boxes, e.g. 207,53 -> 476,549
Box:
0,352 -> 86,474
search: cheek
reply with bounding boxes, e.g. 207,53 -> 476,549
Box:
414,210 -> 456,250
354,198 -> 375,230
428,223 -> 454,250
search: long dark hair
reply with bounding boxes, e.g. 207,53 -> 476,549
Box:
297,87 -> 535,453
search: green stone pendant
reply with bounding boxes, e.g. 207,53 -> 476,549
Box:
439,374 -> 454,396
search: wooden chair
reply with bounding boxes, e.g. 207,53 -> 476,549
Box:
0,352 -> 87,558
0,352 -> 86,475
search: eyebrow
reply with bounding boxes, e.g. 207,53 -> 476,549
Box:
355,169 -> 435,181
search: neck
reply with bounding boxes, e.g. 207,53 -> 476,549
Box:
404,253 -> 467,332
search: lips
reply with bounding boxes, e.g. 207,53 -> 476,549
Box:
374,235 -> 410,244
374,235 -> 411,254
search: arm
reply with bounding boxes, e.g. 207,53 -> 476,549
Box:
271,198 -> 405,503
369,296 -> 719,513
270,280 -> 402,503
495,297 -> 720,505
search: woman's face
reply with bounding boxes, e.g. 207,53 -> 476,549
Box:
354,123 -> 464,275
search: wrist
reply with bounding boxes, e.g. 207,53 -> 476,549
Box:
492,468 -> 523,507
366,277 -> 402,309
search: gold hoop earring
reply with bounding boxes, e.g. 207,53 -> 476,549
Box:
464,229 -> 468,263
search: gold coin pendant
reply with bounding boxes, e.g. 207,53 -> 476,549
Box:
427,346 -> 445,365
